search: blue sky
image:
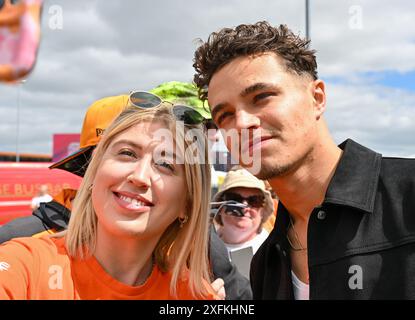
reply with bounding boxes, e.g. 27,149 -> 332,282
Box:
324,71 -> 415,92
363,71 -> 415,92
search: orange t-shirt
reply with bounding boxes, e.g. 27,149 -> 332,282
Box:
0,236 -> 213,300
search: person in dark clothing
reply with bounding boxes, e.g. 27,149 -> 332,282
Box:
0,194 -> 71,243
0,187 -> 76,243
209,226 -> 252,299
193,21 -> 415,299
0,83 -> 252,300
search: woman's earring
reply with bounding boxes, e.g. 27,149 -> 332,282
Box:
179,215 -> 188,228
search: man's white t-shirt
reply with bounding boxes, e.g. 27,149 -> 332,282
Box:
291,271 -> 310,300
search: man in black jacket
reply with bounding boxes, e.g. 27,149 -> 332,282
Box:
193,21 -> 415,299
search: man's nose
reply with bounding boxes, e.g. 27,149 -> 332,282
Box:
234,109 -> 260,131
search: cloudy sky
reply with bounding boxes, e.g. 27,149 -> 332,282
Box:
1,0 -> 415,157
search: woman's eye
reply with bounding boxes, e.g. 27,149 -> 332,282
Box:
155,160 -> 174,172
118,149 -> 136,158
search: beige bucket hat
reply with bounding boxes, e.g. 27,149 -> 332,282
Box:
213,168 -> 274,224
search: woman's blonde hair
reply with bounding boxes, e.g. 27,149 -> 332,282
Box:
64,104 -> 212,298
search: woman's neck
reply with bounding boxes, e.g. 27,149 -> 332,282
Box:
93,226 -> 159,286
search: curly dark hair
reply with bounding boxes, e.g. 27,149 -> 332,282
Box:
193,21 -> 318,101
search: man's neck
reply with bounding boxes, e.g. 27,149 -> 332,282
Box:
269,138 -> 342,223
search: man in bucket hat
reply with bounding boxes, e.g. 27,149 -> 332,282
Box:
212,167 -> 274,278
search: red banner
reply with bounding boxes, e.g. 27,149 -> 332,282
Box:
52,133 -> 80,163
0,162 -> 82,225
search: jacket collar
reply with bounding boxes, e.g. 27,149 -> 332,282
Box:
323,139 -> 382,214
268,139 -> 382,246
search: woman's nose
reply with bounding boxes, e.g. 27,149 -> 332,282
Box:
127,157 -> 152,188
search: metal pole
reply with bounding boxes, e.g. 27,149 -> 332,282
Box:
15,80 -> 25,162
305,0 -> 310,40
16,85 -> 20,162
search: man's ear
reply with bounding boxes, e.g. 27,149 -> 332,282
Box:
312,79 -> 326,120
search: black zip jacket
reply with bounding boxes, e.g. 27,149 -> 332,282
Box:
250,139 -> 415,299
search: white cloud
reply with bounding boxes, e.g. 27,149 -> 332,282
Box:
325,82 -> 415,156
313,0 -> 415,76
0,0 -> 414,158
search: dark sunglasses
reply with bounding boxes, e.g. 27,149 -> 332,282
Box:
223,192 -> 265,208
129,91 -> 205,125
210,200 -> 248,218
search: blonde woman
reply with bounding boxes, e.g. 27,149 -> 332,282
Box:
0,92 -> 215,299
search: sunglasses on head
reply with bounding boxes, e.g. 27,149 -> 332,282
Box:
223,192 -> 265,208
129,91 -> 205,125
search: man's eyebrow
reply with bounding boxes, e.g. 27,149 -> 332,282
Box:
240,82 -> 277,97
211,83 -> 278,120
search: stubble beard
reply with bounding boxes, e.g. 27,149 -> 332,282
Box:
254,146 -> 314,180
